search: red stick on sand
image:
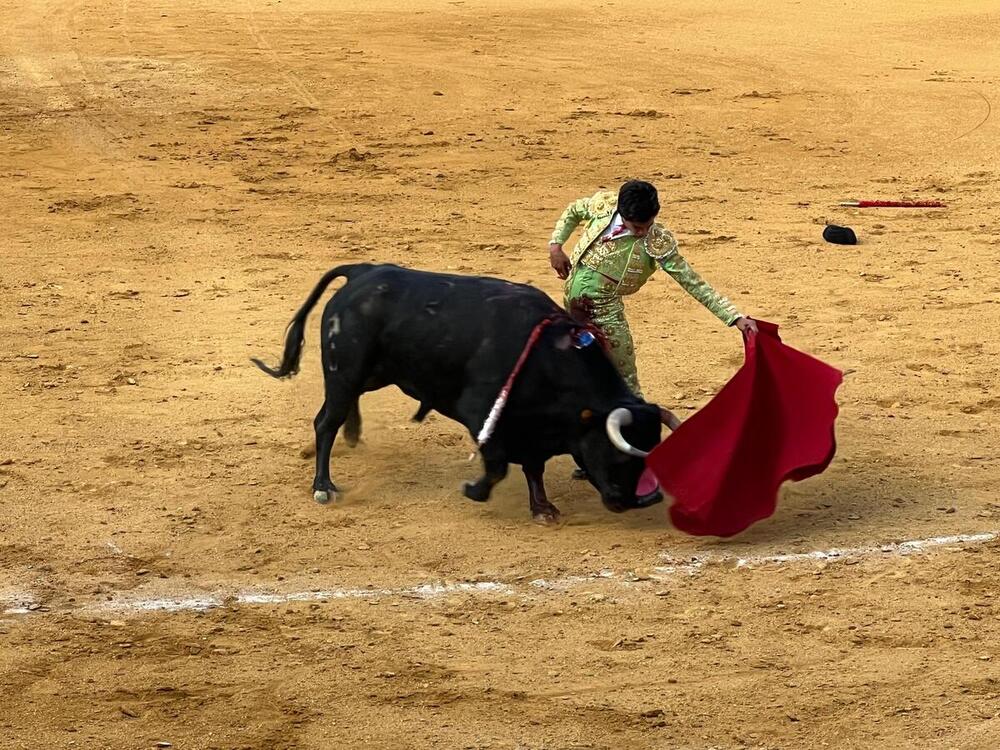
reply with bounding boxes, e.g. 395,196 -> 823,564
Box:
839,199 -> 946,208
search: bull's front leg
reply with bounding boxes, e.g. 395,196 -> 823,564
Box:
523,462 -> 560,525
462,447 -> 508,502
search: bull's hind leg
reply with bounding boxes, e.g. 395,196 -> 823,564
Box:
312,383 -> 364,504
311,399 -> 339,503
343,399 -> 362,448
300,398 -> 360,459
311,304 -> 377,503
524,462 -> 561,525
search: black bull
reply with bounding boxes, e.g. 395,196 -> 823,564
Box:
253,263 -> 674,523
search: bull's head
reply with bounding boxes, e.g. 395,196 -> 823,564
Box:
574,403 -> 665,512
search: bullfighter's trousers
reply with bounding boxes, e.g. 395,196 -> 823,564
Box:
564,265 -> 642,398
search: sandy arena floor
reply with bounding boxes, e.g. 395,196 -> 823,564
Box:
2,1 -> 999,747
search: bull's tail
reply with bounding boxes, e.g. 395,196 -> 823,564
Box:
251,263 -> 373,379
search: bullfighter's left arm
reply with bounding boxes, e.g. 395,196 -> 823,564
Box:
647,228 -> 741,326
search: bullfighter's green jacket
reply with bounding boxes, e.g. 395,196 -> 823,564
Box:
550,190 -> 740,325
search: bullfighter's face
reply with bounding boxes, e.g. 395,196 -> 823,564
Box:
622,217 -> 655,239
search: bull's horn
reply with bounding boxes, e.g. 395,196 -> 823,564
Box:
606,408 -> 649,458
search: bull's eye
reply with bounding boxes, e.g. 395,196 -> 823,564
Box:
573,331 -> 596,348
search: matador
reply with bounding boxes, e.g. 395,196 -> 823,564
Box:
548,180 -> 758,399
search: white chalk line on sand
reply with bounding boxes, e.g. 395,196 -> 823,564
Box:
651,531 -> 998,576
2,531 -> 995,617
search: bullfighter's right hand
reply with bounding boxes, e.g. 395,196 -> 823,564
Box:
549,243 -> 571,279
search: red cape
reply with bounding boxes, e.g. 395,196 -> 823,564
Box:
646,321 -> 843,537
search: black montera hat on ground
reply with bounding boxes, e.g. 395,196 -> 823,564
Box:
823,224 -> 858,245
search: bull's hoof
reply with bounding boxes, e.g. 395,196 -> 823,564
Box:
462,480 -> 491,503
571,468 -> 589,481
313,489 -> 338,505
635,489 -> 664,508
532,509 -> 562,526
